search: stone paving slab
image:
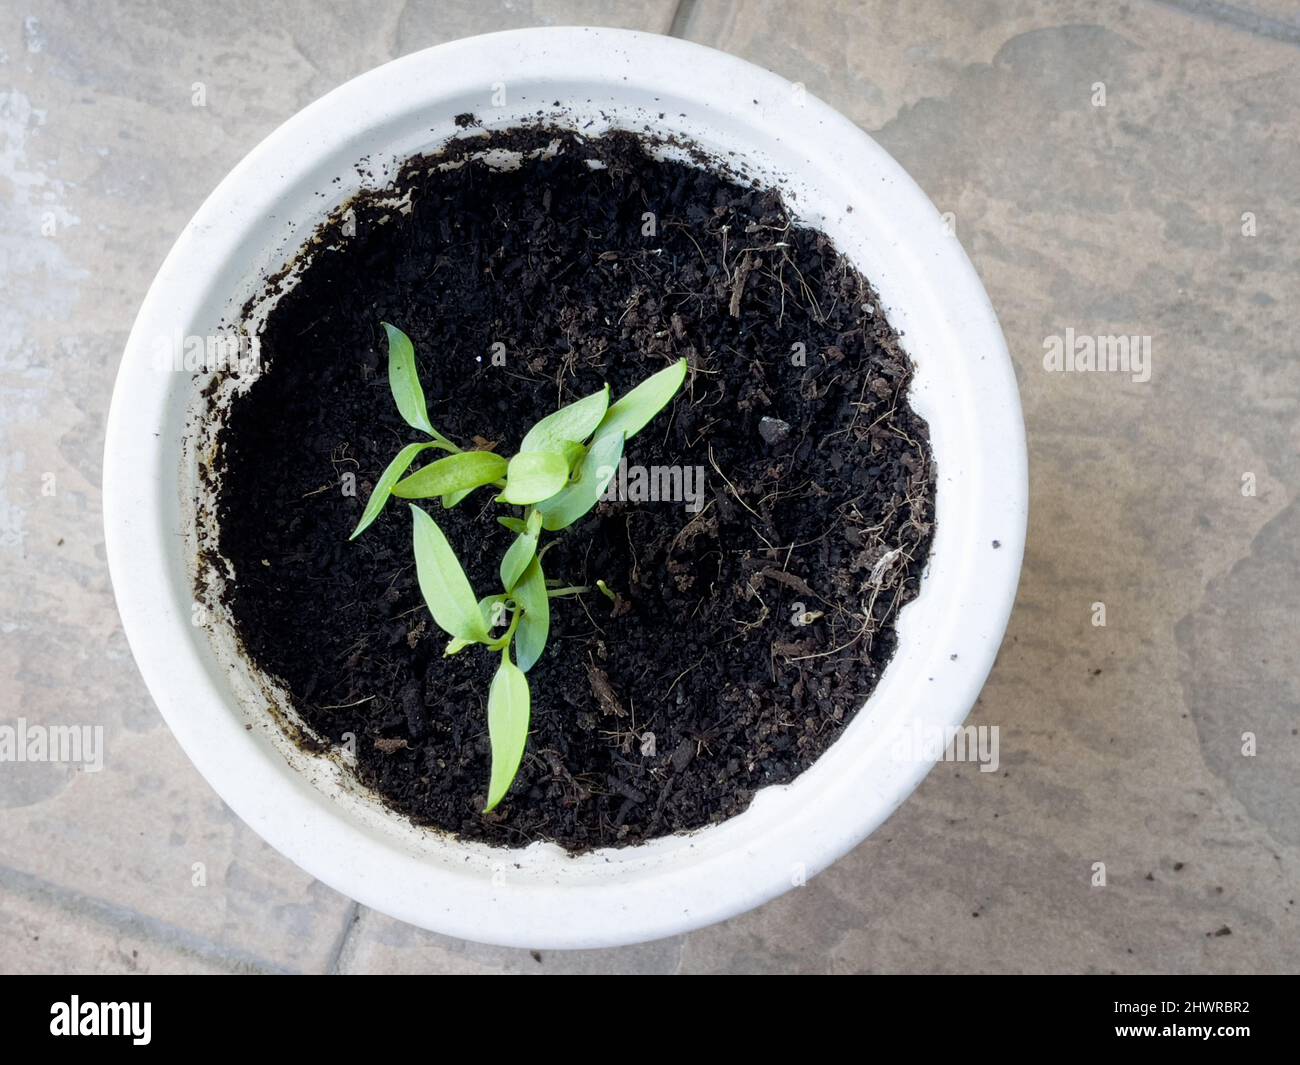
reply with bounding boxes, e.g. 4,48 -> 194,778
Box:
1,0 -> 1295,974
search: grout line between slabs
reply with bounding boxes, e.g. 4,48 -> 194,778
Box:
0,862 -> 295,975
325,901 -> 363,974
1152,0 -> 1300,46
668,0 -> 699,38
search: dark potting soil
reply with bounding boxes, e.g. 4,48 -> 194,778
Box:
214,125 -> 935,850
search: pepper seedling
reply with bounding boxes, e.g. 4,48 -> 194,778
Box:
352,322 -> 686,811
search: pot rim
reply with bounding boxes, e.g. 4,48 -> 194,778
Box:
104,26 -> 1027,949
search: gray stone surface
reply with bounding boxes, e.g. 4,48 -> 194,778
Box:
1,1 -> 1295,974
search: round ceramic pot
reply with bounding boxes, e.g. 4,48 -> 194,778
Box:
103,26 -> 1027,949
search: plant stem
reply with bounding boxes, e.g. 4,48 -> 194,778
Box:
546,585 -> 590,599
486,605 -> 522,651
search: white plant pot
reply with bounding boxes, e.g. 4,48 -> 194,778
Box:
104,27 -> 1027,949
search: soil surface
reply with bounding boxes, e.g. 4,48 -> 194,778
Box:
214,125 -> 935,850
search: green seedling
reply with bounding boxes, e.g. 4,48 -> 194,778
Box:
352,323 -> 687,811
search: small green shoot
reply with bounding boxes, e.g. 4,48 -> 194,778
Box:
384,323 -> 434,439
392,450 -> 507,500
512,557 -> 550,673
411,505 -> 490,646
351,324 -> 687,811
350,441 -> 439,540
499,508 -> 543,591
519,385 -> 609,454
593,359 -> 688,442
535,428 -> 625,532
499,451 -> 569,505
486,651 -> 530,812
352,325 -> 464,537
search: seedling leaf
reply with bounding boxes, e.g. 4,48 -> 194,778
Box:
382,323 -> 437,437
478,593 -> 509,629
513,556 -> 550,673
519,385 -> 610,455
484,652 -> 530,812
594,358 -> 687,443
350,441 -> 438,540
392,451 -> 507,500
499,509 -> 543,591
410,505 -> 489,644
446,594 -> 509,655
499,451 -> 569,505
535,430 -> 625,531
559,440 -> 587,473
